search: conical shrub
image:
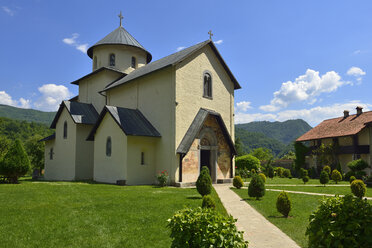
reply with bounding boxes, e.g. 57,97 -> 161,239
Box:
196,166 -> 212,196
248,174 -> 265,200
276,191 -> 291,217
233,176 -> 244,189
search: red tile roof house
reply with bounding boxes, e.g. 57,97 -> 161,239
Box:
296,106 -> 372,176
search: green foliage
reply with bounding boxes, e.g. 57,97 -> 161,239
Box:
320,171 -> 329,186
344,170 -> 355,180
202,195 -> 216,209
235,168 -> 249,179
283,169 -> 291,178
0,140 -> 30,183
276,191 -> 291,217
349,176 -> 356,184
259,173 -> 266,183
313,144 -> 338,168
267,165 -> 274,179
331,169 -> 342,184
275,167 -> 284,177
24,135 -> 44,173
235,154 -> 260,172
251,169 -> 256,175
250,147 -> 273,161
248,174 -> 265,200
351,180 -> 366,198
234,137 -> 245,156
233,176 -> 244,189
167,207 -> 248,248
0,104 -> 55,125
300,168 -> 308,178
196,166 -> 212,196
280,151 -> 296,160
306,195 -> 372,248
294,142 -> 309,172
323,165 -> 331,175
156,170 -> 169,187
347,159 -> 369,172
355,170 -> 367,179
309,167 -> 317,179
302,176 -> 309,184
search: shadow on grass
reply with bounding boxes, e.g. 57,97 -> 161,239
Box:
187,196 -> 202,200
268,215 -> 294,219
240,198 -> 261,201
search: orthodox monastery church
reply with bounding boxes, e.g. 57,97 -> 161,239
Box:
42,14 -> 241,185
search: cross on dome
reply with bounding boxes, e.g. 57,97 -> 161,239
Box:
208,30 -> 213,40
118,11 -> 124,26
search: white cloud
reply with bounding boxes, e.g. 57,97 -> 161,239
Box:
347,66 -> 366,84
260,69 -> 346,112
214,39 -> 223,45
176,46 -> 186,52
2,6 -> 14,16
34,84 -> 72,111
0,91 -> 31,108
236,101 -> 252,112
63,33 -> 88,54
236,101 -> 371,126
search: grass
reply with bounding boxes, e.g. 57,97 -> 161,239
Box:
266,185 -> 372,197
244,177 -> 348,185
0,179 -> 226,248
232,188 -> 324,248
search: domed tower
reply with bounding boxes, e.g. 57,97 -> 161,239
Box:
87,12 -> 152,74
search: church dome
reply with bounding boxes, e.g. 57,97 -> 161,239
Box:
87,26 -> 152,63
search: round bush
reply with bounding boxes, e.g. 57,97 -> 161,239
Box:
351,179 -> 366,198
300,168 -> 308,178
196,166 -> 212,196
276,191 -> 291,217
302,176 -> 309,184
250,169 -> 256,175
347,159 -> 369,172
306,195 -> 372,248
202,195 -> 216,209
320,170 -> 329,186
275,167 -> 284,177
233,176 -> 244,189
283,169 -> 291,178
235,154 -> 260,171
349,175 -> 356,184
267,165 -> 274,179
167,207 -> 249,248
248,174 -> 265,200
323,165 -> 331,175
331,169 -> 342,184
258,173 -> 266,183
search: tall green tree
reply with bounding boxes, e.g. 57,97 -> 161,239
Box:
24,135 -> 44,175
250,147 -> 273,161
234,137 -> 245,156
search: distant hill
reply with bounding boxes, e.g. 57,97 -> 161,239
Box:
235,119 -> 312,157
0,104 -> 56,125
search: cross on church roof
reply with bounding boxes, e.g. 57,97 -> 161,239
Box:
118,11 -> 123,26
208,30 -> 213,40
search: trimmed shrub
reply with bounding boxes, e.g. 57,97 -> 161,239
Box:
275,167 -> 284,177
355,170 -> 367,180
250,169 -> 256,175
248,174 -> 265,200
196,166 -> 212,196
0,140 -> 30,183
267,165 -> 274,179
167,207 -> 249,248
319,170 -> 329,186
202,195 -> 216,209
276,191 -> 291,217
351,179 -> 366,199
344,170 -> 355,181
302,176 -> 309,184
283,169 -> 291,178
300,168 -> 308,178
349,176 -> 356,184
235,154 -> 260,171
331,169 -> 342,184
306,195 -> 372,248
258,173 -> 266,183
347,159 -> 369,172
233,176 -> 244,189
323,165 -> 331,175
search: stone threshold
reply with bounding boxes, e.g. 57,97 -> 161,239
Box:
175,178 -> 233,188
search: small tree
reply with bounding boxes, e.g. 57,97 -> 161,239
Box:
267,165 -> 274,179
258,173 -> 266,183
235,154 -> 260,172
24,135 -> 44,176
233,176 -> 244,189
248,174 -> 265,200
250,147 -> 273,162
202,195 -> 216,209
302,176 -> 309,184
351,180 -> 366,199
0,140 -> 30,183
331,169 -> 342,184
323,165 -> 331,175
320,170 -> 329,187
196,166 -> 212,196
347,159 -> 369,172
276,191 -> 291,217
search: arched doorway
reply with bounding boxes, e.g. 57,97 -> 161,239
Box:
199,127 -> 218,183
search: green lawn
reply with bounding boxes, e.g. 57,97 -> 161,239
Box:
0,179 -> 226,248
244,177 -> 349,185
232,188 -> 324,248
266,185 -> 372,197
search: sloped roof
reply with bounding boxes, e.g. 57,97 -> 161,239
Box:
87,106 -> 161,140
70,66 -> 125,85
297,111 -> 372,142
103,40 -> 241,92
87,26 -> 152,63
176,108 -> 237,155
50,101 -> 99,128
39,133 -> 55,142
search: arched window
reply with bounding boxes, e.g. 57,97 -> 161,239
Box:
131,56 -> 136,68
49,148 -> 54,160
109,54 -> 115,66
93,56 -> 97,70
106,136 -> 112,157
141,152 -> 145,165
63,121 -> 67,139
203,72 -> 212,98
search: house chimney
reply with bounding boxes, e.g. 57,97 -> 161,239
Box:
343,110 -> 349,118
356,106 -> 363,115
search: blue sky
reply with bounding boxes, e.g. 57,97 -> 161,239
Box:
1,0 -> 372,126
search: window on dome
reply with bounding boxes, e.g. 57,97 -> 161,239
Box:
131,57 -> 136,68
110,54 -> 115,66
93,56 -> 97,70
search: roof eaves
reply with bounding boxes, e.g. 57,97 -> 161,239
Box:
71,67 -> 125,85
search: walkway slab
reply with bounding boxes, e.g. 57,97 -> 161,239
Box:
213,184 -> 300,248
266,188 -> 372,200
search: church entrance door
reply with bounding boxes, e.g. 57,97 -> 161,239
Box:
200,149 -> 211,176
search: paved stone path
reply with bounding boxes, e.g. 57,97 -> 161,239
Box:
214,184 -> 300,248
266,188 -> 372,200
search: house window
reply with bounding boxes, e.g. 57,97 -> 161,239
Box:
131,56 -> 136,68
203,72 -> 212,98
109,54 -> 115,66
93,56 -> 97,70
106,137 -> 112,157
141,152 -> 145,165
49,148 -> 54,160
63,121 -> 67,139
